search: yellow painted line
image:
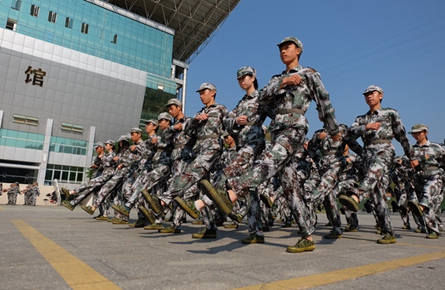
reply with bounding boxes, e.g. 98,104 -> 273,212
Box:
12,220 -> 121,290
0,206 -> 5,210
235,251 -> 445,290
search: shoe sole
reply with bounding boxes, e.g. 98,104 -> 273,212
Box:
81,205 -> 94,215
224,224 -> 239,229
192,234 -> 217,239
338,194 -> 359,212
112,221 -> 129,225
228,213 -> 243,223
407,201 -> 423,217
158,228 -> 181,234
142,190 -> 162,214
138,206 -> 155,224
111,204 -> 129,216
144,225 -> 162,230
377,239 -> 396,244
286,245 -> 315,253
61,201 -> 74,211
174,197 -> 199,219
259,193 -> 273,208
200,179 -> 232,215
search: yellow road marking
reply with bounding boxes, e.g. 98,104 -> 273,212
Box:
12,220 -> 121,290
235,251 -> 445,290
0,206 -> 5,210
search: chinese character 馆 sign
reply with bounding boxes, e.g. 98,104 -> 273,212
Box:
25,66 -> 46,87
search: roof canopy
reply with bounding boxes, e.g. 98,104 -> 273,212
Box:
105,0 -> 240,63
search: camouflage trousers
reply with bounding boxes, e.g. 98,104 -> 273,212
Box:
7,192 -> 17,205
93,168 -> 129,208
395,188 -> 411,227
414,174 -> 443,234
332,178 -> 358,230
357,148 -> 395,235
71,170 -> 114,206
160,146 -> 220,205
167,159 -> 190,229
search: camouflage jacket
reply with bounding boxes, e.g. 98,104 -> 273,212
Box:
161,116 -> 195,161
138,134 -> 158,171
152,129 -> 172,167
186,102 -> 228,151
258,65 -> 339,136
102,150 -> 117,173
91,155 -> 103,178
348,107 -> 411,157
224,90 -> 265,148
410,140 -> 445,178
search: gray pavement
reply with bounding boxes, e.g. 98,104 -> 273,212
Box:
1,204 -> 444,290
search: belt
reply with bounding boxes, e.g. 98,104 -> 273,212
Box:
324,151 -> 338,155
174,144 -> 185,149
368,139 -> 391,145
198,134 -> 219,140
424,166 -> 439,171
276,108 -> 305,115
245,121 -> 255,126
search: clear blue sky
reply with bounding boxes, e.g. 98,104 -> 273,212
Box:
184,0 -> 445,154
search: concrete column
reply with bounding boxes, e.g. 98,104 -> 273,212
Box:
37,118 -> 53,185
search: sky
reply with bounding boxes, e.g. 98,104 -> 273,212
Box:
182,0 -> 445,155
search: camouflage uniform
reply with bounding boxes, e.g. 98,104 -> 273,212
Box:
226,65 -> 339,239
347,107 -> 411,236
7,184 -> 20,205
337,155 -> 361,230
410,140 -> 445,235
159,102 -> 227,206
70,150 -> 117,207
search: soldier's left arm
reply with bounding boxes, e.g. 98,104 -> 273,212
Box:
391,110 -> 411,158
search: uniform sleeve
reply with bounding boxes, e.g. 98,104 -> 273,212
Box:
391,110 -> 411,158
306,72 -> 339,136
348,116 -> 366,140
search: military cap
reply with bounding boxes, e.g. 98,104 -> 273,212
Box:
117,135 -> 130,143
158,112 -> 172,121
105,140 -> 115,146
130,127 -> 142,134
237,66 -> 257,79
408,124 -> 428,134
363,85 -> 383,95
277,36 -> 304,52
145,119 -> 159,127
166,98 -> 182,107
196,82 -> 217,92
94,142 -> 104,149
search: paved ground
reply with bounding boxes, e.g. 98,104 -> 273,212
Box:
1,204 -> 444,290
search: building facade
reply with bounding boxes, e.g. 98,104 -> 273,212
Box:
0,0 -> 188,185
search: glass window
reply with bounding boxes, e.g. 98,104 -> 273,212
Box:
30,4 -> 40,17
65,17 -> 73,29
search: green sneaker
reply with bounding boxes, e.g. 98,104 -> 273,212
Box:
95,216 -> 109,221
375,227 -> 382,234
286,238 -> 315,253
377,233 -> 397,244
112,204 -> 130,216
192,219 -> 204,225
224,222 -> 238,229
338,194 -> 359,212
200,179 -> 233,215
229,213 -> 243,223
344,226 -> 358,232
158,226 -> 181,234
112,218 -> 129,225
108,217 -> 118,223
81,205 -> 95,215
144,223 -> 163,230
415,227 -> 427,233
129,218 -> 146,228
142,190 -> 163,214
407,200 -> 423,217
259,193 -> 273,209
61,187 -> 71,200
138,206 -> 155,224
241,233 -> 265,244
192,228 -> 217,239
324,230 -> 343,239
426,232 -> 439,239
61,200 -> 75,211
402,224 -> 411,230
174,197 -> 200,219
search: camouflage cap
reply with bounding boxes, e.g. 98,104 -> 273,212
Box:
130,127 -> 142,134
166,98 -> 182,107
158,112 -> 172,121
105,140 -> 115,146
145,119 -> 159,127
237,66 -> 257,79
117,135 -> 130,143
196,82 -> 217,92
277,36 -> 304,52
408,124 -> 428,134
363,85 -> 383,95
94,142 -> 104,148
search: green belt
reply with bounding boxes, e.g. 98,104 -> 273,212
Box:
198,134 -> 219,140
276,108 -> 305,115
